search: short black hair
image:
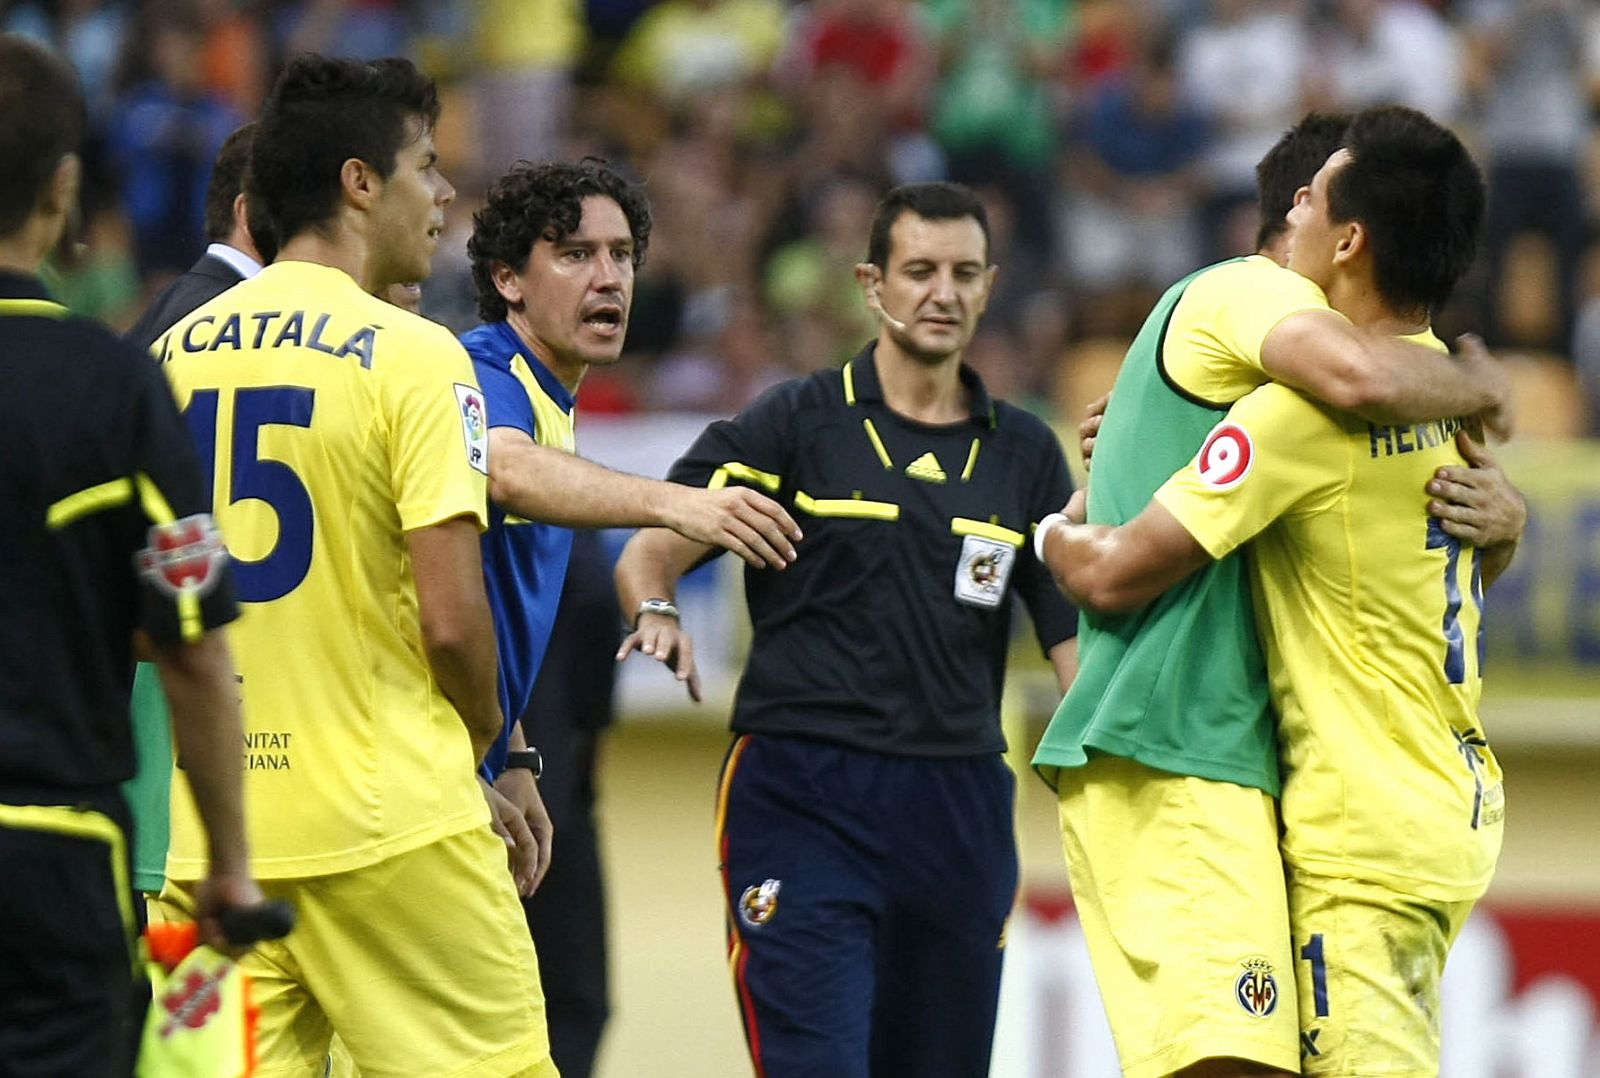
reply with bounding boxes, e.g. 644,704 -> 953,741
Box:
1329,105 -> 1485,314
251,55 -> 439,246
1255,112 -> 1350,252
244,184 -> 279,265
468,159 -> 652,323
204,123 -> 256,243
865,182 -> 990,270
0,34 -> 86,239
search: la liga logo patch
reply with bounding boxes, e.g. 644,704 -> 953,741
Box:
454,383 -> 489,475
1197,422 -> 1254,490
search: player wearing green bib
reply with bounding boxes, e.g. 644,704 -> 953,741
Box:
1032,113 -> 1511,1078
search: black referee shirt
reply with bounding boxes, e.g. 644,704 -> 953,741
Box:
668,344 -> 1077,757
0,271 -> 237,800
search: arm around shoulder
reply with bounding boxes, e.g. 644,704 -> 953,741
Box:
1262,313 -> 1508,428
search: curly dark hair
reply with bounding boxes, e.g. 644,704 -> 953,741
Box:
468,159 -> 652,323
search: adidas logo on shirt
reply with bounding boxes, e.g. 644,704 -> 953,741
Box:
905,452 -> 947,484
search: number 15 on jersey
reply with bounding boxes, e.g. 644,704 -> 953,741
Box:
184,387 -> 316,604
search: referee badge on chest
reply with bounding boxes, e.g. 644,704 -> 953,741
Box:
954,534 -> 1014,609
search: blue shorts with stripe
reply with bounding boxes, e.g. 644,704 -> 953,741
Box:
716,733 -> 1018,1078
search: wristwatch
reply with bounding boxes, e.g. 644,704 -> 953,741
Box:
633,597 -> 681,629
503,748 -> 543,779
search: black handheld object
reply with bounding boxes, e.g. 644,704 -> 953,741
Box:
218,900 -> 295,946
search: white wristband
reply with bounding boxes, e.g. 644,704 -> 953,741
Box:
1034,512 -> 1069,562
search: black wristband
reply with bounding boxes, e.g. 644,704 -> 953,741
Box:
503,748 -> 543,779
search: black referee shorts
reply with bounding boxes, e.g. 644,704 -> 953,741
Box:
0,797 -> 139,1078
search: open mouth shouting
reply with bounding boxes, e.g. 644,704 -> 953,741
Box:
582,303 -> 625,338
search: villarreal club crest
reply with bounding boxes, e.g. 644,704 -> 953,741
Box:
1235,956 -> 1279,1017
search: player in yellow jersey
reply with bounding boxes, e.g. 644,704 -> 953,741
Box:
154,56 -> 556,1078
1040,106 -> 1519,1077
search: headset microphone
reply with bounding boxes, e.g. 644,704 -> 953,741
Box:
868,287 -> 910,334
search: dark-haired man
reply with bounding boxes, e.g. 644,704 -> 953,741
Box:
1040,106 -> 1516,1077
0,33 -> 261,1076
614,181 -> 1080,1076
463,158 -> 801,1077
154,55 -> 557,1077
127,121 -> 277,351
464,159 -> 801,782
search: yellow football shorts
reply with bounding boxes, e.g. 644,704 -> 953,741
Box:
1288,870 -> 1477,1077
157,824 -> 557,1078
1056,755 -> 1300,1078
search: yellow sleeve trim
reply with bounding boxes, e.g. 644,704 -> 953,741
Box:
47,477 -> 135,529
794,491 -> 899,520
0,298 -> 70,319
710,461 -> 782,493
0,804 -> 135,966
134,474 -> 204,642
951,518 -> 1024,547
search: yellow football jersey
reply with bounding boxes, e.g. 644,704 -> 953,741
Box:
157,261 -> 492,879
1156,333 -> 1503,902
1163,254 -> 1337,403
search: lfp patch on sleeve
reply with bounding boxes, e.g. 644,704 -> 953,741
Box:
1196,422 -> 1254,490
455,383 -> 489,475
136,514 -> 227,598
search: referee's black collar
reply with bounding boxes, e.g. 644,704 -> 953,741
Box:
0,269 -> 52,301
843,342 -> 998,429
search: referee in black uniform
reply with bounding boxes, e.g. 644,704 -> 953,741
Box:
615,182 -> 1079,1078
0,35 -> 264,1077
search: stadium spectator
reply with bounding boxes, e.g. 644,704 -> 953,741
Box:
1464,0 -> 1592,356
470,0 -> 587,178
926,0 -> 1069,271
610,0 -> 786,106
1179,0 -> 1309,260
1059,32 -> 1209,296
1308,0 -> 1463,120
776,0 -> 938,180
127,121 -> 275,350
107,1 -> 241,278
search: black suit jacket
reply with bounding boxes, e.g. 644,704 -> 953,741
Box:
125,252 -> 247,351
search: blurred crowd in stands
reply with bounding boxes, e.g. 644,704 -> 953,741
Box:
11,0 -> 1600,433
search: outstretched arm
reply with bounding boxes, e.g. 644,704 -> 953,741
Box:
488,428 -> 801,569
